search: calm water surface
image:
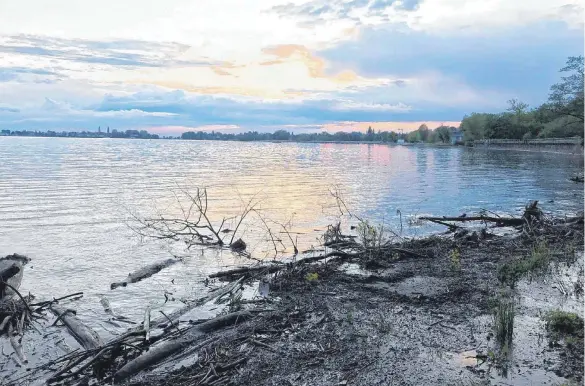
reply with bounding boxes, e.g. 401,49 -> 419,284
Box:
0,138 -> 582,332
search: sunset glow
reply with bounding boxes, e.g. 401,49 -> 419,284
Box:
0,0 -> 582,133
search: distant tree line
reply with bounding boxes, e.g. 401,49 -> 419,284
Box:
460,56 -> 584,141
1,129 -> 160,139
182,127 -> 403,142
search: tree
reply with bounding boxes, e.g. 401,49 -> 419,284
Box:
272,130 -> 291,140
418,123 -> 430,142
506,99 -> 529,115
460,113 -> 489,141
548,56 -> 584,123
366,126 -> 374,141
435,126 -> 451,143
407,130 -> 421,143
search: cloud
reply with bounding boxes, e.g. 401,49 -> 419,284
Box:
332,101 -> 412,112
261,44 -> 359,82
320,21 -> 584,108
269,0 -> 421,26
0,87 -> 443,131
0,35 -> 214,68
0,0 -> 582,131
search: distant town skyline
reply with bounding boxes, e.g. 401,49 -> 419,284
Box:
0,0 -> 582,133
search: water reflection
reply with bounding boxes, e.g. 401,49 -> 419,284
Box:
0,138 -> 582,329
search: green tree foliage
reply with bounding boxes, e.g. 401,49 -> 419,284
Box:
272,129 -> 291,140
435,125 -> 452,143
460,56 -> 584,141
548,55 -> 584,123
404,123 -> 458,144
418,124 -> 430,142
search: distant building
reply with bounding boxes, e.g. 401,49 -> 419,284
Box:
397,138 -> 405,145
451,128 -> 464,144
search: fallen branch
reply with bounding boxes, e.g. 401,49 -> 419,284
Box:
209,250 -> 358,279
51,305 -> 103,350
420,215 -> 524,226
8,323 -> 27,364
113,311 -> 253,383
111,258 -> 179,290
30,292 -> 84,310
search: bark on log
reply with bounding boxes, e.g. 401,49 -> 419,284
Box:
113,311 -> 252,383
50,305 -> 103,350
111,259 -> 179,289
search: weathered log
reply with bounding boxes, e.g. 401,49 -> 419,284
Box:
50,305 -> 103,350
113,311 -> 253,383
0,264 -> 19,283
209,250 -> 357,279
0,254 -> 29,299
111,258 -> 179,290
420,215 -> 524,226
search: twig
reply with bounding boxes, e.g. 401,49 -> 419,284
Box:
159,311 -> 181,335
1,283 -> 33,314
249,338 -> 276,352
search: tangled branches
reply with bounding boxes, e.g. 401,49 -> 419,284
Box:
129,187 -> 259,250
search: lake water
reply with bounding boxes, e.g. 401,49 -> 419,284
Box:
0,137 -> 582,332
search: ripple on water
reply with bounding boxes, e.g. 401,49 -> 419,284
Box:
0,137 -> 582,332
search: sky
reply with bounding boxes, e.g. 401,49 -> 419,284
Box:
0,0 -> 583,135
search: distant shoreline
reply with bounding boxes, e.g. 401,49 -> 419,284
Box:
0,135 -> 457,146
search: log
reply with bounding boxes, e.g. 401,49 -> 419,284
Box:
50,305 -> 103,350
0,264 -> 19,299
113,311 -> 253,383
419,215 -> 524,226
111,259 -> 179,289
0,264 -> 19,283
209,250 -> 357,279
0,254 -> 29,299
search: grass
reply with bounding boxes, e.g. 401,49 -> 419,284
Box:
544,310 -> 584,338
498,241 -> 552,286
492,295 -> 515,349
356,220 -> 385,251
449,248 -> 461,271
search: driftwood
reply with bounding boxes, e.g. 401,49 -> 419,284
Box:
209,250 -> 358,279
0,264 -> 20,283
51,305 -> 103,350
420,215 -> 524,227
0,254 -> 29,298
113,311 -> 253,383
111,258 -> 179,289
209,244 -> 427,280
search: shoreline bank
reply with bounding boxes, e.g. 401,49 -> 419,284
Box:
2,203 -> 584,386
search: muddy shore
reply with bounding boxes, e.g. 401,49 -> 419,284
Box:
2,205 -> 584,386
